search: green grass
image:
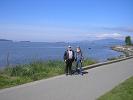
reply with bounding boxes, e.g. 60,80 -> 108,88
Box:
97,76 -> 133,100
0,59 -> 96,89
83,58 -> 96,66
107,57 -> 118,61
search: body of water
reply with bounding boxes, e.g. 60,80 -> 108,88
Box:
0,40 -> 124,68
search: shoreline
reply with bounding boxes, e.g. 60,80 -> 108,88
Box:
111,45 -> 133,57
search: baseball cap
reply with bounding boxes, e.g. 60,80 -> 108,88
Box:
68,45 -> 71,48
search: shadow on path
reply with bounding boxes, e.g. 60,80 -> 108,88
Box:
71,69 -> 88,75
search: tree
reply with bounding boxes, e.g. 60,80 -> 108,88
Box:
125,36 -> 132,45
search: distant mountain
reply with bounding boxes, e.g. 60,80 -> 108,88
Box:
75,38 -> 123,43
86,39 -> 124,48
0,39 -> 13,42
71,38 -> 124,47
55,42 -> 66,44
94,38 -> 124,44
20,41 -> 31,42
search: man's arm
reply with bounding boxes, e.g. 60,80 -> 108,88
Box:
63,51 -> 67,61
72,50 -> 75,61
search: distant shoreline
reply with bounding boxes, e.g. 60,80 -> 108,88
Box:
19,41 -> 31,42
111,45 -> 133,57
0,39 -> 13,42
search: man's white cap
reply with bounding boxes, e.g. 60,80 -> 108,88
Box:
68,45 -> 71,48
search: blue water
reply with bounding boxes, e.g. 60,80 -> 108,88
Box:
0,40 -> 123,67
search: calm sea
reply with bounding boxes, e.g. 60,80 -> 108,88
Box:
0,40 -> 123,68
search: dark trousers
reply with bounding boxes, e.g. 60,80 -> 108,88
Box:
65,59 -> 73,74
76,59 -> 83,75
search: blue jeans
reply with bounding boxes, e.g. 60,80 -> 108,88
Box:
76,59 -> 83,75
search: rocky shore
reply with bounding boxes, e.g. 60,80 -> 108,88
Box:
111,45 -> 133,57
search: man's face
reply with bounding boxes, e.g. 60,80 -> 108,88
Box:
68,47 -> 71,51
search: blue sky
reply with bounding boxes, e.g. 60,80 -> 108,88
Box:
0,0 -> 133,42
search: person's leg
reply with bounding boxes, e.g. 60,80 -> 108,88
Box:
79,61 -> 83,75
76,60 -> 79,73
76,60 -> 80,74
65,61 -> 69,75
68,60 -> 72,75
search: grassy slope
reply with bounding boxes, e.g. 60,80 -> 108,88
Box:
0,59 -> 96,89
97,76 -> 133,100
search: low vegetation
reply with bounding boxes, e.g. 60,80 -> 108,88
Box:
0,59 -> 96,89
97,76 -> 133,100
107,57 -> 118,61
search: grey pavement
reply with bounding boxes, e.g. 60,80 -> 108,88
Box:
0,58 -> 133,100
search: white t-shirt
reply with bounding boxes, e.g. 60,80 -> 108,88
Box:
68,50 -> 73,59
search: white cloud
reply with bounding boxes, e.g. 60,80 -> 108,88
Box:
87,33 -> 124,40
96,33 -> 123,39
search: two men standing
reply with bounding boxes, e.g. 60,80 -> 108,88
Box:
64,46 -> 83,75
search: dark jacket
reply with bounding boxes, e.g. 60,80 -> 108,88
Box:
64,50 -> 75,62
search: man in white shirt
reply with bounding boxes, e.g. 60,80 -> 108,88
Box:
64,46 -> 75,75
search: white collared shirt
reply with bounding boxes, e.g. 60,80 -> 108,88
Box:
68,50 -> 73,59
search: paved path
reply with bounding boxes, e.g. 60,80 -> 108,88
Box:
0,58 -> 133,100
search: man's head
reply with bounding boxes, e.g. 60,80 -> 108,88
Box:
68,45 -> 72,51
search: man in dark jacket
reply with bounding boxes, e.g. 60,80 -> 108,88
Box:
64,46 -> 75,75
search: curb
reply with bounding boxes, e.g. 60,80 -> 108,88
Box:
83,56 -> 133,70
